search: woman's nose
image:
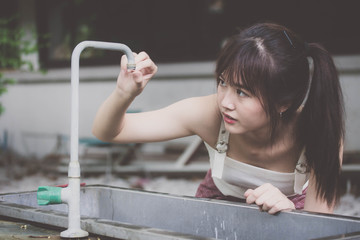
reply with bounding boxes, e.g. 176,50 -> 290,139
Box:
221,90 -> 236,110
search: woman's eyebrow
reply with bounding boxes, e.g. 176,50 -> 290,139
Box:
219,74 -> 251,91
233,83 -> 247,89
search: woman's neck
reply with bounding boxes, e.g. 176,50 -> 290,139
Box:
227,119 -> 302,172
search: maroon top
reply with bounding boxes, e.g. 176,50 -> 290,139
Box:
195,169 -> 306,209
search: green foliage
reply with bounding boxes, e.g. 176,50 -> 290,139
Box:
0,72 -> 15,114
0,16 -> 37,70
0,16 -> 38,115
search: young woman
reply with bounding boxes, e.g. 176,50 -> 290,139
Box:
92,22 -> 345,214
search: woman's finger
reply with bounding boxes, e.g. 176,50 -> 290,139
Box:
135,51 -> 150,63
132,71 -> 143,84
267,200 -> 295,215
260,194 -> 282,212
120,54 -> 128,72
255,189 -> 275,207
245,183 -> 273,204
136,59 -> 158,76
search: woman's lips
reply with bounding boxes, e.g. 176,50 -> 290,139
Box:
223,113 -> 237,124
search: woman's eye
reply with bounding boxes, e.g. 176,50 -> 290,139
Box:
236,89 -> 248,97
219,79 -> 227,87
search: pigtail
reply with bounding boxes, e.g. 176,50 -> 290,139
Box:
300,43 -> 345,206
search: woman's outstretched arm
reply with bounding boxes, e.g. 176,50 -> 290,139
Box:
92,51 -> 157,142
92,52 -> 220,144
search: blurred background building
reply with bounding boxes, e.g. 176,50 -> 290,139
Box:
0,0 -> 359,170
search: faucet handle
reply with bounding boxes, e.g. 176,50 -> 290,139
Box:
37,186 -> 62,205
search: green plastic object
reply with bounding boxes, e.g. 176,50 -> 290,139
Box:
37,186 -> 62,205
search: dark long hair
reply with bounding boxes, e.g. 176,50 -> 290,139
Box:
216,23 -> 345,206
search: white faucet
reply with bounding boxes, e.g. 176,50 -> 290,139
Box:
63,41 -> 136,238
38,41 -> 135,238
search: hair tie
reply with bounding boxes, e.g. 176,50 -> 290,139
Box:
301,77 -> 312,107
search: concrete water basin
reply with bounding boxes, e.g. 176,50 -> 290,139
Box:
1,185 -> 360,240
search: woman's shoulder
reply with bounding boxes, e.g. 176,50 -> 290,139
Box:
173,94 -> 218,114
183,94 -> 221,144
181,94 -> 217,104
186,94 -> 220,120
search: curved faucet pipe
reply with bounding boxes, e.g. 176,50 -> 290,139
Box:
69,41 -> 135,177
61,41 -> 135,238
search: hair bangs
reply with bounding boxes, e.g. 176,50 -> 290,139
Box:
216,38 -> 276,105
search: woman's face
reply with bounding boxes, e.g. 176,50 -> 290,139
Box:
217,75 -> 270,137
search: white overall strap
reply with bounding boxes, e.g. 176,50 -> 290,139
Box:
212,120 -> 230,179
294,149 -> 310,194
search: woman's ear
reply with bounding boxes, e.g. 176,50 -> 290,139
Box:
277,104 -> 290,115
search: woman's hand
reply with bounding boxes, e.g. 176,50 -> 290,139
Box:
244,183 -> 295,214
117,51 -> 158,97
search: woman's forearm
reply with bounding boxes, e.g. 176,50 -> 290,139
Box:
92,89 -> 135,142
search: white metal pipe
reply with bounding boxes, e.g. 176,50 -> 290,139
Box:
69,41 -> 135,178
62,41 -> 135,238
60,178 -> 87,238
